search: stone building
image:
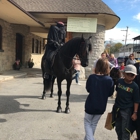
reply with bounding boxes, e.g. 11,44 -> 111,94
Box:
0,0 -> 120,78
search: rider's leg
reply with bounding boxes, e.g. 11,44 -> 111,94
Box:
44,60 -> 51,79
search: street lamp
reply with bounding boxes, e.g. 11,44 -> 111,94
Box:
121,26 -> 129,56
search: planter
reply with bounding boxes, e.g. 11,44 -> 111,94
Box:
13,62 -> 21,70
28,62 -> 34,68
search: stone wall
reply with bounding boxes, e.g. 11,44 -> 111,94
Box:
72,25 -> 105,79
0,19 -> 105,78
0,19 -> 44,72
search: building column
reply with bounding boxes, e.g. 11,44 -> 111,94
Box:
72,25 -> 105,78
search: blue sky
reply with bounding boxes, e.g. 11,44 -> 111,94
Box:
102,0 -> 140,43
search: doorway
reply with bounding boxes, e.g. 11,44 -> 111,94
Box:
15,33 -> 23,63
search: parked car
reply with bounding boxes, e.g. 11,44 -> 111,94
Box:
117,56 -> 128,66
136,58 -> 140,63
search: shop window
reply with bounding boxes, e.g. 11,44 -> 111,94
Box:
40,41 -> 41,54
35,39 -> 39,53
32,38 -> 34,53
32,38 -> 41,54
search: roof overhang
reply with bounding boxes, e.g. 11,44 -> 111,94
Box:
133,35 -> 140,41
30,13 -> 120,30
0,0 -> 48,38
0,0 -> 120,38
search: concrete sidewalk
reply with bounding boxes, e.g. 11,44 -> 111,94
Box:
0,66 -> 42,82
0,67 -> 137,139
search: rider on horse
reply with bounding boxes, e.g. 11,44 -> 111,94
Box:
43,22 -> 66,79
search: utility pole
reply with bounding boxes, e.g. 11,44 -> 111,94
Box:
109,38 -> 113,54
121,26 -> 129,56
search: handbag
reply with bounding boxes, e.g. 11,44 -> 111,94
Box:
104,112 -> 113,130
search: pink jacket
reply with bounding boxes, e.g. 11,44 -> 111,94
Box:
73,59 -> 81,71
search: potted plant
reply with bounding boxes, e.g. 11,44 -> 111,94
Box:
28,58 -> 34,68
13,59 -> 21,70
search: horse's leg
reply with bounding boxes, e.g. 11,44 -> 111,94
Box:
50,77 -> 55,98
56,79 -> 62,113
65,78 -> 72,113
42,78 -> 46,99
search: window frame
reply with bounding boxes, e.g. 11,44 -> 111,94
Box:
0,25 -> 4,52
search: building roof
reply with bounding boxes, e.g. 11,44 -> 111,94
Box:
10,0 -> 120,37
0,0 -> 45,27
12,0 -> 117,15
133,35 -> 140,41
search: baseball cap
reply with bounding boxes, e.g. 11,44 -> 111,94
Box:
124,64 -> 137,75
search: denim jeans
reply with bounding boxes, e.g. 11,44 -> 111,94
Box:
72,70 -> 80,83
84,112 -> 101,140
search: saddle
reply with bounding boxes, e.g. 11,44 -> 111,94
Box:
44,48 -> 61,76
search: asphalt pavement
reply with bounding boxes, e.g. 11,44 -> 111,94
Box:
0,67 -> 136,140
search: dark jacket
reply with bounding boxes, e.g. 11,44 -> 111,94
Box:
85,74 -> 114,114
47,23 -> 66,47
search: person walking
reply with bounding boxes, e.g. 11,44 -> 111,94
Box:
112,65 -> 140,140
72,55 -> 81,85
84,58 -> 114,140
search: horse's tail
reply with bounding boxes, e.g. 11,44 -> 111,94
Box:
43,75 -> 53,91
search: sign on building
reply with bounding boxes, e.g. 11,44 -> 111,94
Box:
67,17 -> 97,33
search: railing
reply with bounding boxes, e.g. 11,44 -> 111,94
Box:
133,45 -> 140,52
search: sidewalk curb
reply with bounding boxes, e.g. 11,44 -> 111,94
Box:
13,73 -> 27,78
0,73 -> 27,82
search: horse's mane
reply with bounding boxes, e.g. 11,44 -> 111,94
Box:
60,37 -> 83,53
63,37 -> 82,48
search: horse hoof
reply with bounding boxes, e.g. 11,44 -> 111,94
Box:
56,107 -> 62,113
41,96 -> 46,100
65,108 -> 70,114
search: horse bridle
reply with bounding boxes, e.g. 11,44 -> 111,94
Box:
78,41 -> 88,61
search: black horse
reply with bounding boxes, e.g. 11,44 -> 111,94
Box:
41,36 -> 92,113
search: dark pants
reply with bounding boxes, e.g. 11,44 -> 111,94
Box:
115,108 -> 132,140
136,128 -> 140,140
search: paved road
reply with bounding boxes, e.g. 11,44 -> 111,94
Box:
0,74 -> 136,140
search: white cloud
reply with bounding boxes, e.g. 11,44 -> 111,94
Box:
133,13 -> 140,22
105,27 -> 140,44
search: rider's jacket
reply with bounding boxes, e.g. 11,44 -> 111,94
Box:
47,22 -> 66,49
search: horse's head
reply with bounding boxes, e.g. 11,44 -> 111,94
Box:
110,67 -> 121,85
77,36 -> 92,67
